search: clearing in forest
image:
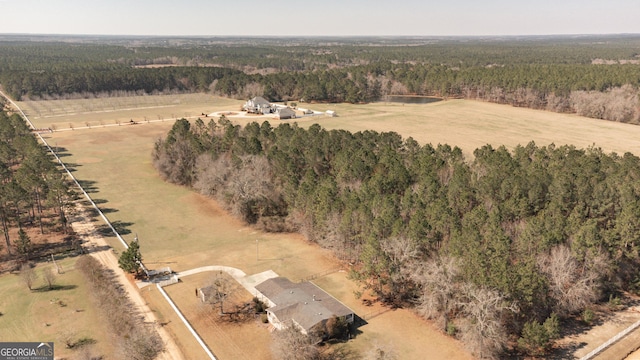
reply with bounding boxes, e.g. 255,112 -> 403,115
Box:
18,93 -> 640,359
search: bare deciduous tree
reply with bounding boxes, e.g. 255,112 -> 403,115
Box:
380,236 -> 418,300
411,255 -> 461,330
271,325 -> 321,360
537,245 -> 599,316
43,266 -> 56,290
570,85 -> 639,123
458,283 -> 517,359
193,154 -> 232,197
20,263 -> 38,290
240,82 -> 266,99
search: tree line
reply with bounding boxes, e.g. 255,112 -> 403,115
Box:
2,36 -> 640,122
0,110 -> 73,262
154,118 -> 640,358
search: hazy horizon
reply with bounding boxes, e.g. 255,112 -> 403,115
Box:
0,0 -> 638,37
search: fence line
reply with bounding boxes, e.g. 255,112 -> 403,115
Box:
157,284 -> 217,360
299,268 -> 341,282
0,90 -> 147,274
579,318 -> 640,360
362,307 -> 393,321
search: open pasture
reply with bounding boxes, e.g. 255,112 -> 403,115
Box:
26,93 -> 640,359
19,93 -> 243,130
0,257 -> 114,359
293,99 -> 640,158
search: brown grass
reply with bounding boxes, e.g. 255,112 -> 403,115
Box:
277,99 -> 640,159
165,271 -> 272,360
22,93 -> 640,359
0,257 -> 115,359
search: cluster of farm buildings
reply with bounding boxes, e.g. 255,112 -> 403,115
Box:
243,96 -> 337,119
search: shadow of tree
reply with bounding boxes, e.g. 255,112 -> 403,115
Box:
99,207 -> 119,214
348,315 -> 368,339
96,220 -> 134,237
77,179 -> 99,194
51,146 -> 71,157
33,284 -> 78,292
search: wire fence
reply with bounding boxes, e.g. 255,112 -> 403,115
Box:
298,268 -> 342,282
362,307 -> 393,321
579,318 -> 640,360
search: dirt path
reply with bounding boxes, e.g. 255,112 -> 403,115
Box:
70,203 -> 185,360
554,299 -> 640,359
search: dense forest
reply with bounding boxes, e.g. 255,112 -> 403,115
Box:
0,110 -> 73,263
1,35 -> 640,122
154,117 -> 640,358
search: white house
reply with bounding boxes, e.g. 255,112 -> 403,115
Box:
243,96 -> 273,114
255,277 -> 355,335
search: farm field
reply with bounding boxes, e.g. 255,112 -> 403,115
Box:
292,99 -> 640,159
17,93 -> 640,359
0,256 -> 114,359
21,94 -> 640,159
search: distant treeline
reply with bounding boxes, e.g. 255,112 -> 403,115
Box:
154,117 -> 640,358
1,36 -> 640,122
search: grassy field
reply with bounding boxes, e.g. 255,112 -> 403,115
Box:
19,93 -> 640,359
22,93 -> 242,130
290,100 -> 640,159
22,94 -> 640,159
0,256 -> 114,359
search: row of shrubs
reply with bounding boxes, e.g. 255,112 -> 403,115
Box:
76,256 -> 163,360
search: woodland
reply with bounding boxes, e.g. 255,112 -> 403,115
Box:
1,35 -> 640,122
0,110 -> 73,265
154,117 -> 640,358
3,34 -> 640,358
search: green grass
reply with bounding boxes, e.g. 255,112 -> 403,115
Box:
0,257 -> 113,358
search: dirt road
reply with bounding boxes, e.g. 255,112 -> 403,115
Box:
71,203 -> 185,360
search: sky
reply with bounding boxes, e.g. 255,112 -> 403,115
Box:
0,0 -> 638,37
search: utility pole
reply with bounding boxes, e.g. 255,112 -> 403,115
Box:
256,239 -> 259,261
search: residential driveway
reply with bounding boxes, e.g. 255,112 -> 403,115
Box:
139,265 -> 279,297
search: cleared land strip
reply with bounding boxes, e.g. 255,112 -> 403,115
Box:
1,90 -> 185,360
71,210 -> 184,360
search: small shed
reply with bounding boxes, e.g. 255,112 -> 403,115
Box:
325,110 -> 337,117
198,285 -> 217,303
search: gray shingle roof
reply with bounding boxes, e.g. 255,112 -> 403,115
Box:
255,277 -> 354,332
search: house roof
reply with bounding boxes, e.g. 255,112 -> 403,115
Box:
250,96 -> 270,106
277,107 -> 296,117
277,107 -> 295,114
255,277 -> 354,332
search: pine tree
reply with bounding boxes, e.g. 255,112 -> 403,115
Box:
118,239 -> 142,274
